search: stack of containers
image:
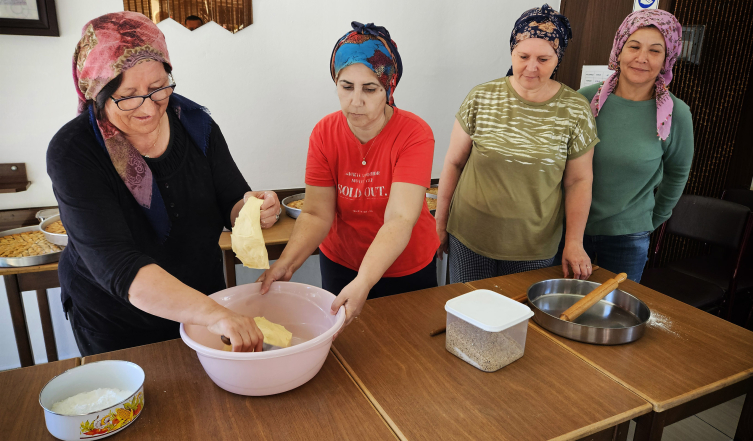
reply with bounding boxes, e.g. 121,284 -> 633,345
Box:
444,290 -> 534,372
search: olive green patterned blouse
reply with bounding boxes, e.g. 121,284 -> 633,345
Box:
447,76 -> 598,260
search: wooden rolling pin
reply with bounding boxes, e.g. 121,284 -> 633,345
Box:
559,272 -> 627,322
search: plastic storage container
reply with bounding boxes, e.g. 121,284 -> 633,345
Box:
444,289 -> 534,372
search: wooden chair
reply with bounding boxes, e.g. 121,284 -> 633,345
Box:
722,189 -> 753,328
641,195 -> 752,318
4,270 -> 61,367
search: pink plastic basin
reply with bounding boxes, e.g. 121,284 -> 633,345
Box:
180,282 -> 345,396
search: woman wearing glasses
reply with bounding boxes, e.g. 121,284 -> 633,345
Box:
46,12 -> 279,356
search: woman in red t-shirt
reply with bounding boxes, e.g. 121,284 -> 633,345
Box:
258,22 -> 439,331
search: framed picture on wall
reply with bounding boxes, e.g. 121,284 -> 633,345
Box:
0,0 -> 58,36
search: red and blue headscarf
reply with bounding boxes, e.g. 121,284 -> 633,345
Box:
330,22 -> 402,106
507,4 -> 572,78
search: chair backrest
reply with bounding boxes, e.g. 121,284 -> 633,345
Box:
666,195 -> 751,249
722,189 -> 753,261
722,189 -> 753,210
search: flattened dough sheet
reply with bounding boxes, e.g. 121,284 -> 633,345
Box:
232,196 -> 269,269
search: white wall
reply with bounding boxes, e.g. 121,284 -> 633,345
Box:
0,0 -> 557,210
0,0 -> 558,368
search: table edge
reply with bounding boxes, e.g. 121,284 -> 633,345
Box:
550,403 -> 652,441
653,368 -> 753,412
0,263 -> 59,276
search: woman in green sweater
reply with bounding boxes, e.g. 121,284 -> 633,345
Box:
555,10 -> 694,282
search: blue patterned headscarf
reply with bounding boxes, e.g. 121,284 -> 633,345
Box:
330,22 -> 402,106
506,4 -> 572,77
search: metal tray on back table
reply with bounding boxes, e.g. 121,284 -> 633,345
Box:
0,226 -> 63,268
527,278 -> 651,345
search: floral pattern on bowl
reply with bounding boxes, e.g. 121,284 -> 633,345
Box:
79,391 -> 143,438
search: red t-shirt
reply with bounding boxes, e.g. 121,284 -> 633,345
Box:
306,107 -> 439,277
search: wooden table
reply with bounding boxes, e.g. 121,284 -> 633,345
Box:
1,214 -> 297,367
466,266 -> 753,441
332,283 -> 652,441
0,357 -> 80,440
81,339 -> 396,440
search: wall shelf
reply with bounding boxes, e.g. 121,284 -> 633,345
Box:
0,163 -> 31,193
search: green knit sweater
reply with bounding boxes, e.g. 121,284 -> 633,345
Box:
579,83 -> 694,236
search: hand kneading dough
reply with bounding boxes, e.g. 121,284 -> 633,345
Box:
232,196 -> 269,269
221,317 -> 292,350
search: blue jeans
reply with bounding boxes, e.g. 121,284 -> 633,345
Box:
553,231 -> 651,283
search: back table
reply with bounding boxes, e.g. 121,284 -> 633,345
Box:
467,266 -> 753,441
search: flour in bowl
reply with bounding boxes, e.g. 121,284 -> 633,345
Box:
51,388 -> 131,415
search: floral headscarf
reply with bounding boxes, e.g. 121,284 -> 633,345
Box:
590,10 -> 682,140
330,22 -> 402,106
74,11 -> 171,114
73,11 -> 174,241
507,4 -> 572,77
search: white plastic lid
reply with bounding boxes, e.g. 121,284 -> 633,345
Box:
445,289 -> 533,332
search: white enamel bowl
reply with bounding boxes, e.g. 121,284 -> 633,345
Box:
39,360 -> 145,440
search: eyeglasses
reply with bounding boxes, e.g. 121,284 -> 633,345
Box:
110,82 -> 176,111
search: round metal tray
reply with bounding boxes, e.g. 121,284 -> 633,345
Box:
0,226 -> 63,268
39,213 -> 68,246
527,278 -> 651,345
282,193 -> 305,219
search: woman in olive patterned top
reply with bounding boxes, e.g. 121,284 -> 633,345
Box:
435,4 -> 599,283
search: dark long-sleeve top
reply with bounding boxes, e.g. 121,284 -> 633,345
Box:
46,106 -> 250,346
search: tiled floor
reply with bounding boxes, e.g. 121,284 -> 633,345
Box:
626,394 -> 746,441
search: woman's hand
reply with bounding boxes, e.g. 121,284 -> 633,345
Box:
561,241 -> 592,280
206,310 -> 264,352
436,221 -> 449,259
329,278 -> 370,339
256,260 -> 295,295
244,191 -> 280,229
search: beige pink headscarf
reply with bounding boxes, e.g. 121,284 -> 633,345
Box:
72,11 -> 174,241
590,10 -> 682,140
73,11 -> 171,114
